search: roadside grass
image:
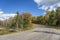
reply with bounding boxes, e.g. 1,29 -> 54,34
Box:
22,24 -> 36,31
52,26 -> 60,29
36,24 -> 60,30
0,24 -> 35,35
45,25 -> 60,29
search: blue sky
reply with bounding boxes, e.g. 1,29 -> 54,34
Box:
0,0 -> 44,16
0,0 -> 60,20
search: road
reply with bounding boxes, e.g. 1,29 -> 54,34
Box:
0,24 -> 60,40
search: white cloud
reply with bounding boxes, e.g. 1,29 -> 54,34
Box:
34,0 -> 60,11
0,14 -> 16,20
0,9 -> 16,20
34,0 -> 42,4
0,11 -> 4,14
0,9 -> 4,14
38,5 -> 48,11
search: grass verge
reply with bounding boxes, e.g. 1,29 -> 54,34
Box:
0,24 -> 35,35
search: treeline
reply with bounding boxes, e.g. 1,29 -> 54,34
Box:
0,12 -> 33,33
0,7 -> 60,35
32,7 -> 60,26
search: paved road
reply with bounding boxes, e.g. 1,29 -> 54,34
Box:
0,24 -> 60,40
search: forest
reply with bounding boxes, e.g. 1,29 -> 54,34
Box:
0,7 -> 60,35
0,12 -> 34,35
32,7 -> 60,26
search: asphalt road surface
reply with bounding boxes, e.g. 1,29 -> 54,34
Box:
0,24 -> 60,40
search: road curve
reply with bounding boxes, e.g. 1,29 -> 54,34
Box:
0,24 -> 60,40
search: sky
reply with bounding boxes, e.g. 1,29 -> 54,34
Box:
0,0 -> 60,20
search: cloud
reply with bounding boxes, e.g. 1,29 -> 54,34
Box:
34,0 -> 60,11
0,9 -> 16,20
0,9 -> 4,14
38,5 -> 48,11
0,11 -> 4,14
0,14 -> 16,20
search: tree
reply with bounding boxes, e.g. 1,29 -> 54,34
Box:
34,9 -> 58,26
46,10 -> 56,25
56,7 -> 60,25
22,12 -> 32,29
8,12 -> 21,31
32,16 -> 38,24
16,12 -> 19,31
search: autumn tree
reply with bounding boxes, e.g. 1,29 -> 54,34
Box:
22,12 -> 32,29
